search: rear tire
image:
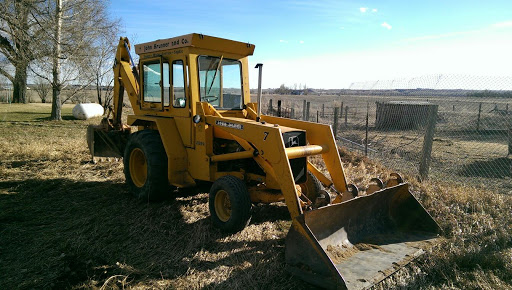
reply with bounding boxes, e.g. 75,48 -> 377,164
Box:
124,130 -> 171,201
209,176 -> 252,233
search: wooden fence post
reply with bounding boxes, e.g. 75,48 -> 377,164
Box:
322,104 -> 325,118
477,103 -> 482,131
268,99 -> 273,115
419,105 -> 438,180
291,108 -> 295,119
277,100 -> 282,117
333,107 -> 339,138
306,102 -> 311,121
344,106 -> 349,127
316,111 -> 319,123
509,127 -> 512,156
302,100 -> 307,120
365,102 -> 369,156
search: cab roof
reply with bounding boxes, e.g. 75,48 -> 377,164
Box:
134,33 -> 255,56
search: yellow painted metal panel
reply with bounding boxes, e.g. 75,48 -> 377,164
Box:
135,33 -> 255,56
174,117 -> 192,147
205,115 -> 303,219
261,116 -> 348,193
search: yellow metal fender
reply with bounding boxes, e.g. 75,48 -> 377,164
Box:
127,115 -> 195,187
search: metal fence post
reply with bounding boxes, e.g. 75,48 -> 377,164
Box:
419,105 -> 438,180
268,99 -> 273,115
277,100 -> 282,117
322,104 -> 325,118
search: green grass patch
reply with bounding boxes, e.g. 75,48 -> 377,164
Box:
0,103 -> 74,122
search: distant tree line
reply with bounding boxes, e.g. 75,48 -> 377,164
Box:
0,0 -> 120,120
466,90 -> 512,98
274,83 -> 311,95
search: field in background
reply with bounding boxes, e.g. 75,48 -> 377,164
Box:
258,93 -> 512,193
1,103 -> 511,289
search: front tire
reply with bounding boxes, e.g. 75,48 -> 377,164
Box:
209,176 -> 252,233
124,130 -> 171,201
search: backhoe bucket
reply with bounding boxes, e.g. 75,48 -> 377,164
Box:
285,183 -> 440,289
86,125 -> 129,160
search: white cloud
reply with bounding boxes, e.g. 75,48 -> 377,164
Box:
359,7 -> 368,13
372,8 -> 378,12
493,21 -> 512,28
279,40 -> 288,43
381,22 -> 392,30
299,40 -> 304,44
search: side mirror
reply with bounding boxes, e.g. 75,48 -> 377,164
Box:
177,98 -> 186,108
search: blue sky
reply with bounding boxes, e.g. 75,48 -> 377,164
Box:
109,0 -> 512,89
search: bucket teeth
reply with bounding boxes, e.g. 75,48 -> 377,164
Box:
366,177 -> 384,194
386,172 -> 404,188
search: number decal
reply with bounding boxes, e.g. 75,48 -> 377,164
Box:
263,132 -> 269,141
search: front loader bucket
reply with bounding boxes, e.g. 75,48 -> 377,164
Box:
87,125 -> 130,159
285,183 -> 440,289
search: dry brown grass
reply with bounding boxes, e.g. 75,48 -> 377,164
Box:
1,103 -> 511,289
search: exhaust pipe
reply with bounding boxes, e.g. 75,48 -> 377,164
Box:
255,63 -> 263,121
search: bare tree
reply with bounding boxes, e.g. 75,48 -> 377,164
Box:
85,25 -> 120,109
34,77 -> 51,103
0,0 -> 47,103
30,0 -> 120,120
51,0 -> 63,119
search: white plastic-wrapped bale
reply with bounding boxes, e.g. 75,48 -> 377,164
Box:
72,103 -> 104,120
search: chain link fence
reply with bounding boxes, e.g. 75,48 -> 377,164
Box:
259,76 -> 512,193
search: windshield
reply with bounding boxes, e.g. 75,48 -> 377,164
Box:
198,55 -> 243,109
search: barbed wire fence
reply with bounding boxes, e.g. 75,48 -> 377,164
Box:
260,75 -> 512,193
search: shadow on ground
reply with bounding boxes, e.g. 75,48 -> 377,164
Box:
0,178 -> 305,289
458,157 -> 511,179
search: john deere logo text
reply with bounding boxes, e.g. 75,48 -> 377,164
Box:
215,120 -> 243,130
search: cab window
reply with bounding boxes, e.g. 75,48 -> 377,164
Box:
172,60 -> 186,108
198,56 -> 243,109
142,61 -> 169,106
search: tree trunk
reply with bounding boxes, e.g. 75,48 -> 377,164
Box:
51,0 -> 63,121
13,63 -> 28,103
96,78 -> 102,106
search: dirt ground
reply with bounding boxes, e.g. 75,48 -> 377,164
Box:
1,103 -> 511,289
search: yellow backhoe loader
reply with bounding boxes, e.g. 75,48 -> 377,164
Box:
87,34 -> 440,289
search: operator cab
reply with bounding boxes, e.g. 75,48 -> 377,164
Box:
134,34 -> 254,116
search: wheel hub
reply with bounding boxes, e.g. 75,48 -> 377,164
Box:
214,189 -> 231,222
129,148 -> 147,188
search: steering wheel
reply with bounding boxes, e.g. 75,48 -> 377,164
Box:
204,95 -> 219,103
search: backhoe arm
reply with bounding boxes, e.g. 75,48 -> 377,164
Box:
112,37 -> 140,129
